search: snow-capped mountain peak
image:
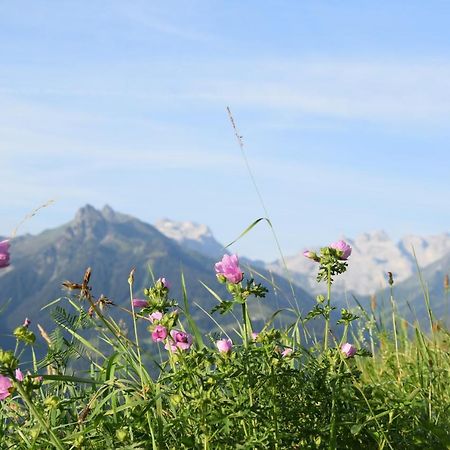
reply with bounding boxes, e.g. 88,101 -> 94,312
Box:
154,219 -> 225,259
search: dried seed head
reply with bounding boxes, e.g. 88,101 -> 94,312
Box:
370,294 -> 377,311
387,272 -> 394,286
37,324 -> 52,346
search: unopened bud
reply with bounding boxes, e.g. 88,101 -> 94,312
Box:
216,274 -> 227,284
0,350 -> 18,370
387,272 -> 394,286
303,250 -> 320,262
128,268 -> 135,286
116,428 -> 128,442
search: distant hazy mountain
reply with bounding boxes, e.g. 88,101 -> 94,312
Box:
268,231 -> 450,296
0,206 -> 315,349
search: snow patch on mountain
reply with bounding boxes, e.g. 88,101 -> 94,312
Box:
155,219 -> 225,259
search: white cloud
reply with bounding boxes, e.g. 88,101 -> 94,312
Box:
183,59 -> 450,124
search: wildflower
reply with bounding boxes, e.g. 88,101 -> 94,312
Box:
214,254 -> 243,284
151,325 -> 168,342
341,343 -> 357,358
330,240 -> 352,260
149,311 -> 163,323
157,277 -> 171,289
0,375 -> 12,401
303,250 -> 320,262
282,348 -> 293,357
23,318 -> 31,328
132,299 -> 148,308
251,332 -> 259,341
216,338 -> 233,354
0,240 -> 10,268
15,368 -> 24,382
165,330 -> 193,352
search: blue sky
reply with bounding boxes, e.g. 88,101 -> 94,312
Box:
1,1 -> 450,261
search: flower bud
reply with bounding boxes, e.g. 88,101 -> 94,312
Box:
157,277 -> 171,290
216,338 -> 233,354
0,350 -> 18,370
216,273 -> 227,284
132,299 -> 148,308
341,343 -> 357,358
116,428 -> 128,442
303,250 -> 320,262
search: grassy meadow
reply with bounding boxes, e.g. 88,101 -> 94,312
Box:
0,238 -> 449,450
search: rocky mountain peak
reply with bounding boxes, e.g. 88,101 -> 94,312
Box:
71,204 -> 107,240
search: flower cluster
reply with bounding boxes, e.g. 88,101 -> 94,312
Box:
304,240 -> 352,263
133,278 -> 193,353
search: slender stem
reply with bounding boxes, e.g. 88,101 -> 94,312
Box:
129,283 -> 146,396
324,265 -> 332,351
270,365 -> 280,448
389,286 -> 401,380
242,302 -> 248,347
15,381 -> 65,450
328,357 -> 340,450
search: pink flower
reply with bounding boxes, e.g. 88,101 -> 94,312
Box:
132,299 -> 148,308
251,332 -> 259,341
157,277 -> 171,289
23,318 -> 31,328
303,250 -> 320,262
216,338 -> 233,354
151,325 -> 168,342
165,330 -> 193,352
330,240 -> 352,260
214,254 -> 243,284
15,368 -> 24,382
0,375 -> 12,401
341,343 -> 357,358
0,240 -> 10,268
149,311 -> 163,323
282,348 -> 293,357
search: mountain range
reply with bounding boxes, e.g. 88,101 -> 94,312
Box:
154,219 -> 450,325
0,206 -> 315,351
1,205 -> 448,354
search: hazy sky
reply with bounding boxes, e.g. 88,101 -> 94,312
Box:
1,1 -> 450,261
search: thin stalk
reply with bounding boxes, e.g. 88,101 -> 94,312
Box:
242,303 -> 249,347
328,358 -> 340,450
226,107 -> 300,313
270,365 -> 280,449
389,285 -> 401,380
15,381 -> 65,450
324,265 -> 332,351
129,282 -> 146,396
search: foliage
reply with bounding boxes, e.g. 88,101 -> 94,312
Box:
0,244 -> 449,450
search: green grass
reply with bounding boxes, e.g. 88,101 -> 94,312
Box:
0,249 -> 449,450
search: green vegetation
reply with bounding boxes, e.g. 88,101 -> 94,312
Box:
0,239 -> 449,449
